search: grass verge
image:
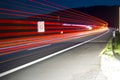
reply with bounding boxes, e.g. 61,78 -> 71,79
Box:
103,32 -> 120,58
103,38 -> 114,57
113,32 -> 120,55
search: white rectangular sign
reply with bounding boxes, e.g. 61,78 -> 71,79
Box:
37,21 -> 45,32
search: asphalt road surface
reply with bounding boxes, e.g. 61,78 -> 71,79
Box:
0,29 -> 112,80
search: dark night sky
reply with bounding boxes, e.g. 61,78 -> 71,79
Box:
0,0 -> 120,19
0,0 -> 120,12
47,0 -> 120,8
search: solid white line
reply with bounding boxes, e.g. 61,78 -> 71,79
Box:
0,30 -> 109,77
28,44 -> 51,50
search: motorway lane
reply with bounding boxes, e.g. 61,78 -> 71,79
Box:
0,29 -> 107,55
0,29 -> 112,80
0,29 -> 110,75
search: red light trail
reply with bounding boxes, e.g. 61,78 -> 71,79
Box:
0,0 -> 108,57
41,0 -> 108,24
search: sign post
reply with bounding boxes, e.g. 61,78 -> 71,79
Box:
118,7 -> 120,33
37,21 -> 45,32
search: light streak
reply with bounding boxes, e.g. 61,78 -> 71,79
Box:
0,29 -> 109,77
30,0 -> 62,11
0,0 -> 109,76
42,0 -> 108,24
62,23 -> 92,30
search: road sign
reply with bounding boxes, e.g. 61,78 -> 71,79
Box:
37,21 -> 45,32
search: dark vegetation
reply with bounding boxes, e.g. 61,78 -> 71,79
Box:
75,6 -> 119,28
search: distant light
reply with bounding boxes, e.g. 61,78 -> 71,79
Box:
86,25 -> 92,30
60,31 -> 63,34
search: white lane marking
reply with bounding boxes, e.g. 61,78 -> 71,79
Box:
0,34 -> 78,50
28,44 -> 51,50
0,40 -> 49,50
0,30 -> 109,77
0,31 -> 96,50
0,30 -> 100,50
